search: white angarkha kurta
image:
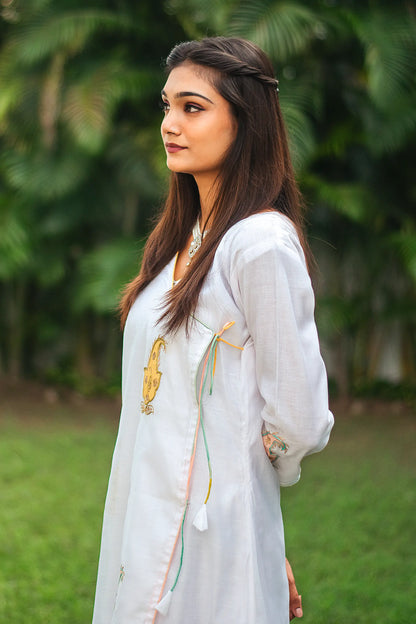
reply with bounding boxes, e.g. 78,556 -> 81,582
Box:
92,212 -> 334,624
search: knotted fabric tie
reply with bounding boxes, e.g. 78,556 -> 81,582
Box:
155,321 -> 243,618
194,321 -> 243,518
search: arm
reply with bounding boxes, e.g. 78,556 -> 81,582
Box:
232,222 -> 334,485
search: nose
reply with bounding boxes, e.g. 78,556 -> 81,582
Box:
161,109 -> 181,137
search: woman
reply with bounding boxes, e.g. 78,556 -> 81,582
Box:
92,36 -> 334,624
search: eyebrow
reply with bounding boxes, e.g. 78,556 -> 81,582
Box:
161,89 -> 214,104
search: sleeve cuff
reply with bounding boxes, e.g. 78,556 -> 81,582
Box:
274,457 -> 302,487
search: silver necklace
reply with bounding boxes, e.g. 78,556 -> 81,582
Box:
186,220 -> 208,266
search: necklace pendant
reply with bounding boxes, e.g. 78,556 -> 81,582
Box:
188,237 -> 201,260
187,220 -> 207,264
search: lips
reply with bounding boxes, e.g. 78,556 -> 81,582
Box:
165,143 -> 187,153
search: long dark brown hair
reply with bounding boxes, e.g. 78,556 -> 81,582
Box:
120,36 -> 309,332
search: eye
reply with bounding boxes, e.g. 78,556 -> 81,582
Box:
184,103 -> 203,113
160,99 -> 169,113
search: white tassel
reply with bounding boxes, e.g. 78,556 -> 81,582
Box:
192,503 -> 208,531
156,590 -> 173,615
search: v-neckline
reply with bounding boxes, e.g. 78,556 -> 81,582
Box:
171,252 -> 180,287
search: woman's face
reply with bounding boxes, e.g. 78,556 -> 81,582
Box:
160,63 -> 237,186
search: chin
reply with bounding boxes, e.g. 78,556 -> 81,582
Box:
166,163 -> 194,176
166,159 -> 184,173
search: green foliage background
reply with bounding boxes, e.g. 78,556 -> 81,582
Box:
0,0 -> 415,396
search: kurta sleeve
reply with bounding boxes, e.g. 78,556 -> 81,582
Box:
230,219 -> 334,486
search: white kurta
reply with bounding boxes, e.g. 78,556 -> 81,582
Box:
92,212 -> 334,624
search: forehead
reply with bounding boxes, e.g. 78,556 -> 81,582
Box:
162,63 -> 220,99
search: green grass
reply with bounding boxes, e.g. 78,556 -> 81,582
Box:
282,406 -> 416,623
0,403 -> 117,624
0,398 -> 415,623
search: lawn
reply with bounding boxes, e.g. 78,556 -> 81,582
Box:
0,389 -> 415,623
0,390 -> 119,624
282,402 -> 416,624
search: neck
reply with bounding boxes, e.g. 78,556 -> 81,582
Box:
194,173 -> 219,229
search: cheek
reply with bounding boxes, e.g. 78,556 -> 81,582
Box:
218,120 -> 237,154
219,111 -> 237,145
227,122 -> 238,147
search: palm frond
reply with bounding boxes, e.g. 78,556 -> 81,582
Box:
75,238 -> 144,314
280,102 -> 315,171
364,99 -> 416,154
0,195 -> 30,278
228,0 -> 320,62
0,79 -> 21,127
166,0 -> 237,37
1,147 -> 91,199
106,127 -> 165,199
348,8 -> 416,110
303,174 -> 375,224
4,9 -> 133,66
62,64 -> 160,154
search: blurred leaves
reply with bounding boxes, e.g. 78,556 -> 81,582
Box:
349,8 -> 416,110
229,1 -> 320,61
391,230 -> 416,282
75,238 -> 144,314
2,9 -> 133,65
0,195 -> 30,279
1,147 -> 91,198
303,174 -> 376,224
0,0 -> 177,380
0,0 -> 415,394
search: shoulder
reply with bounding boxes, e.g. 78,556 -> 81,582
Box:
218,212 -> 306,269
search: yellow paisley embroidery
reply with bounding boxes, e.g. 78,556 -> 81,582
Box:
141,336 -> 166,414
